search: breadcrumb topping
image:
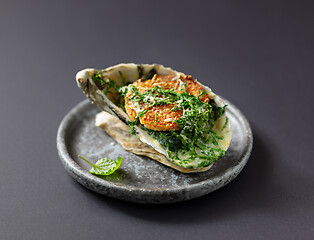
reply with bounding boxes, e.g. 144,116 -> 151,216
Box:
125,74 -> 210,131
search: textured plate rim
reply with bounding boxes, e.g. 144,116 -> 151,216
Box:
57,98 -> 253,203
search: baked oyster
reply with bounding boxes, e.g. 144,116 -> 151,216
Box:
76,63 -> 232,173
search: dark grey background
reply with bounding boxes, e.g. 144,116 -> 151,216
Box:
1,0 -> 313,239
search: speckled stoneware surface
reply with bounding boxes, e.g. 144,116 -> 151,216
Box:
57,98 -> 252,204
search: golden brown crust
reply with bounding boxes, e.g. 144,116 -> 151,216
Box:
125,74 -> 210,131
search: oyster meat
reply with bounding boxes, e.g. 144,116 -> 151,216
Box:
76,63 -> 232,173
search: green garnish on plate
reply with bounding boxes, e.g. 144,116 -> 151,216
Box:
78,155 -> 123,176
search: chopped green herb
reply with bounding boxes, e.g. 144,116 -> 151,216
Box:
91,70 -> 130,108
119,71 -> 126,86
78,155 -> 123,175
127,120 -> 137,135
143,68 -> 157,81
137,64 -> 143,78
152,112 -> 158,125
222,117 -> 229,130
92,70 -> 106,89
209,99 -> 226,121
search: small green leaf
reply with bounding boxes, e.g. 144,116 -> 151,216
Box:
78,155 -> 123,176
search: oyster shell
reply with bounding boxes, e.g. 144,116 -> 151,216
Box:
76,63 -> 232,172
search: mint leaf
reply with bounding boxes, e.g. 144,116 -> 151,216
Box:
78,155 -> 123,176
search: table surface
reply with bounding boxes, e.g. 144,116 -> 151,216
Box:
1,1 -> 313,239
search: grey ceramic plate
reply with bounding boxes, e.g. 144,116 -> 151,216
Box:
57,98 -> 252,204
